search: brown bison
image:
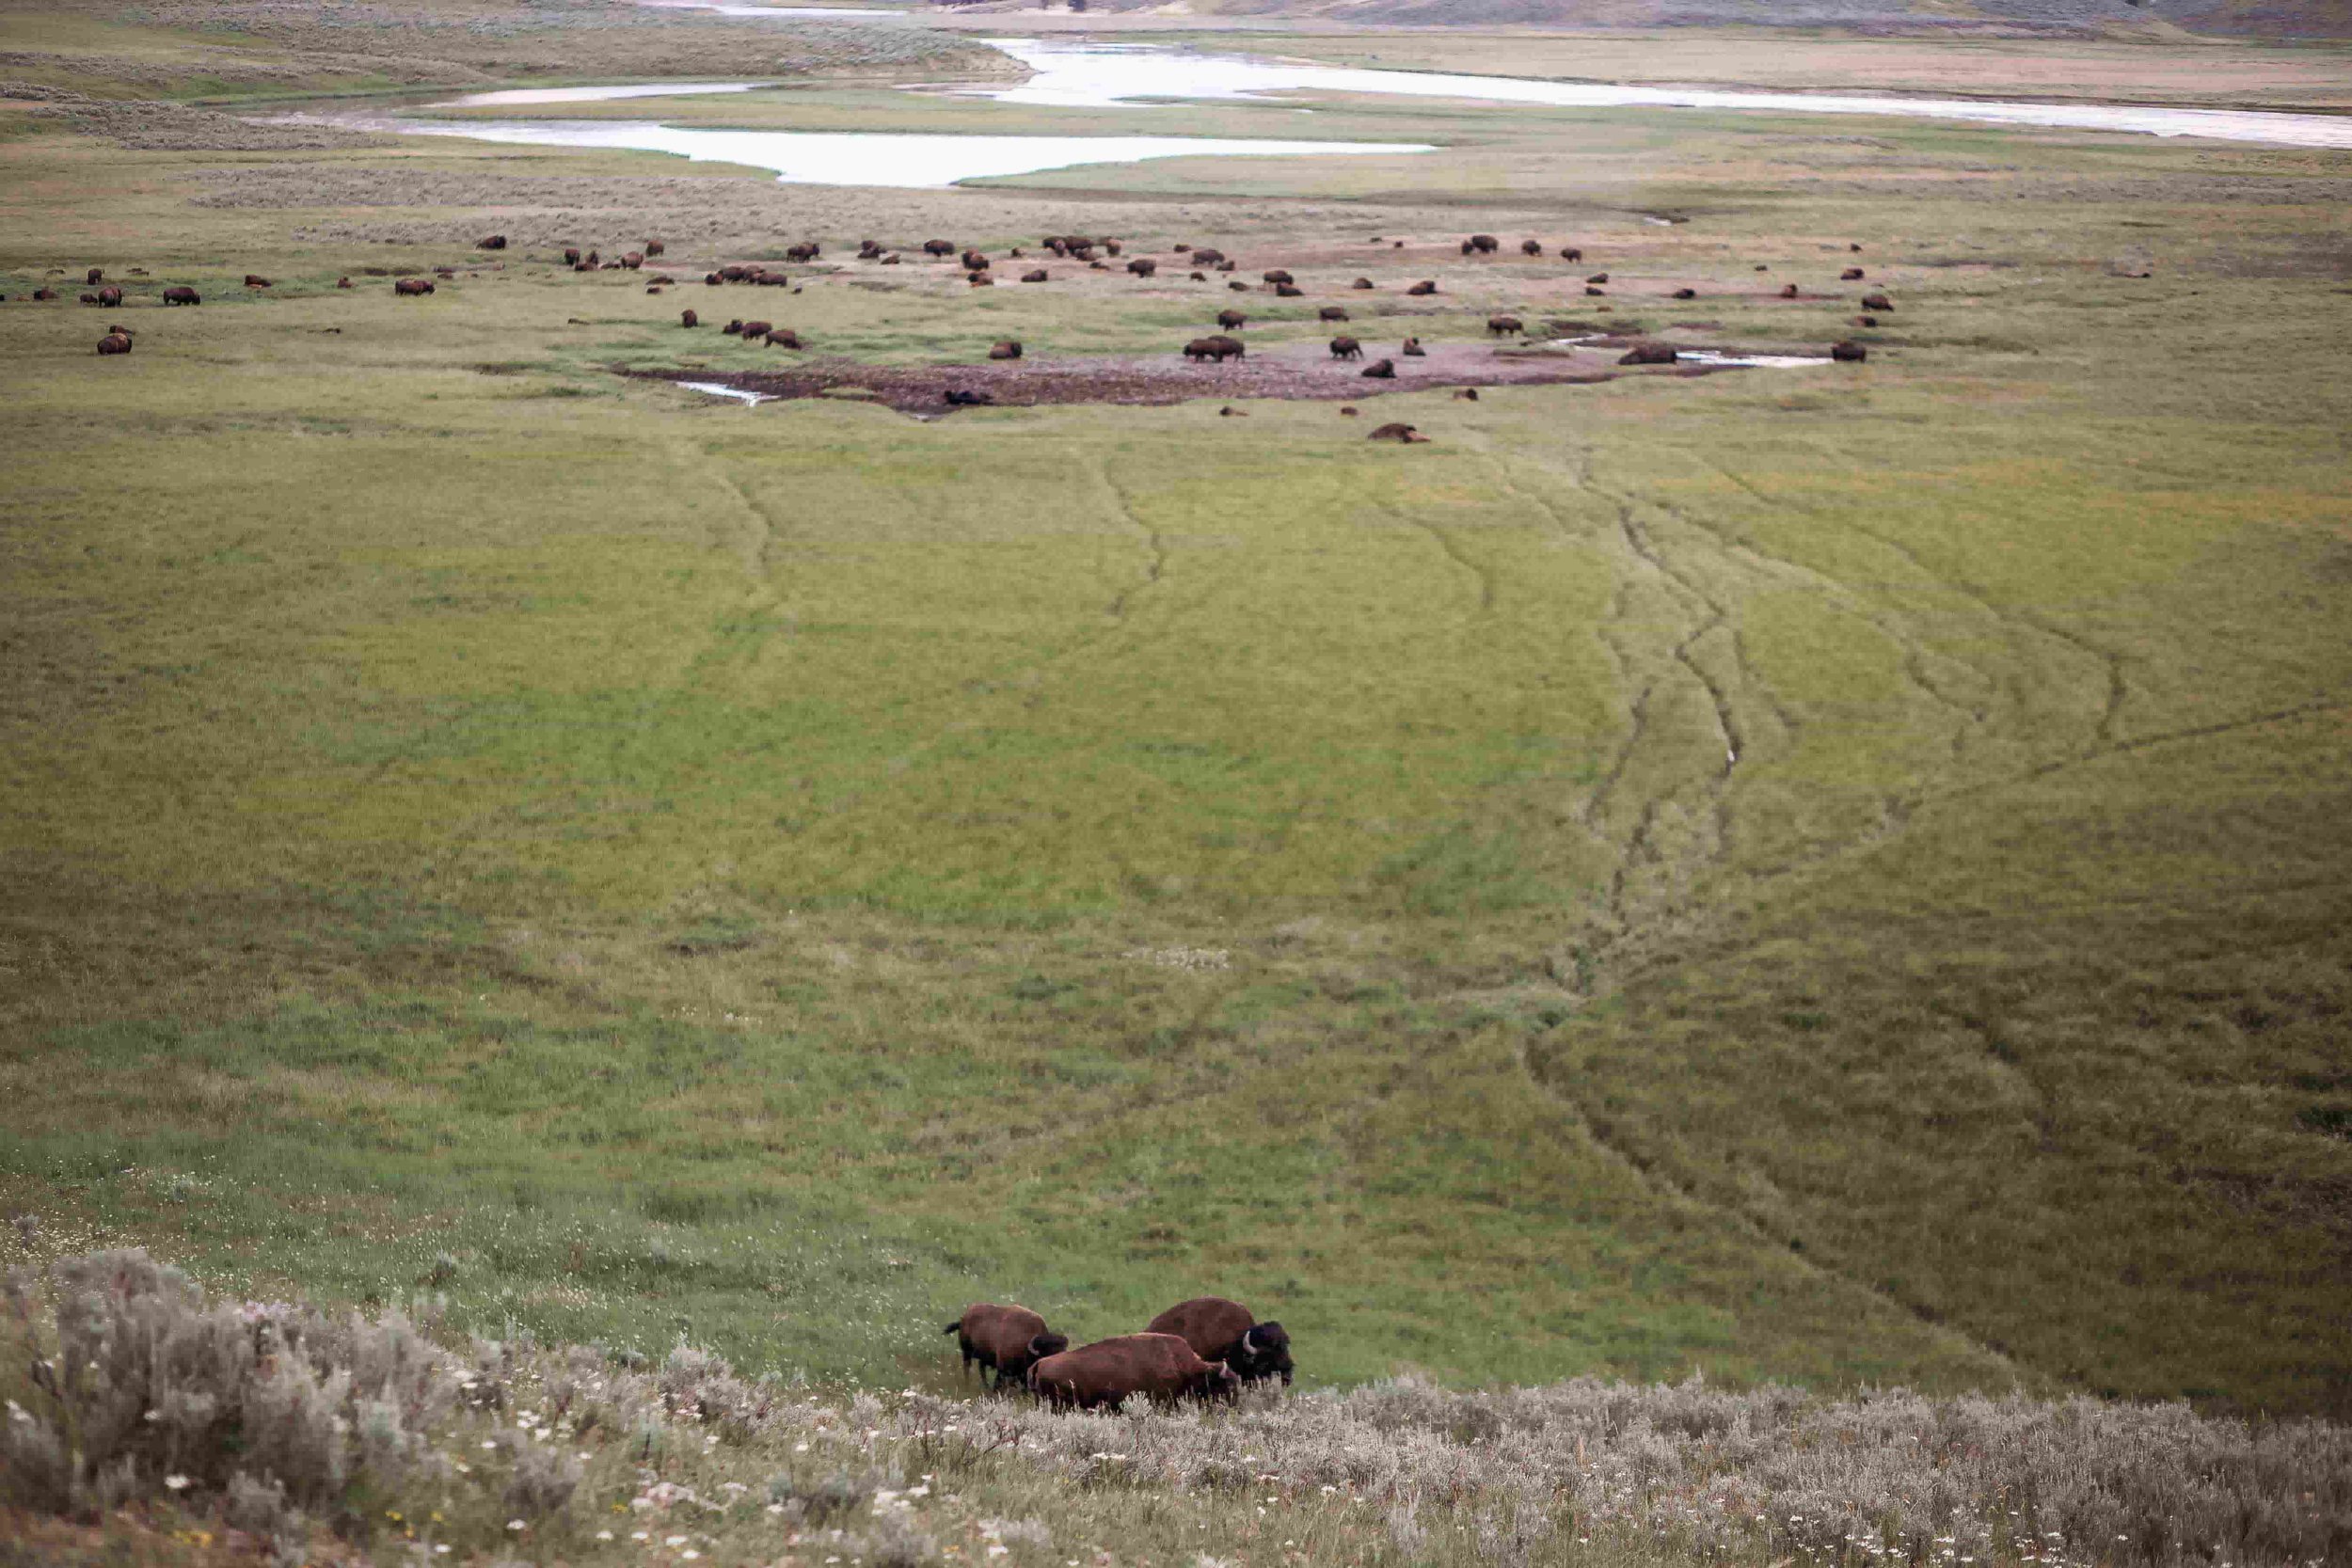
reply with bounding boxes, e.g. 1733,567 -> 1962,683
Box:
1466,234 -> 1499,254
96,286 -> 123,308
622,252 -> 644,270
1860,293 -> 1894,312
944,388 -> 993,407
879,253 -> 900,265
564,247 -> 582,265
1368,422 -> 1428,443
1216,309 -> 1247,331
1780,283 -> 1800,299
1188,247 -> 1225,266
945,1304 -> 1068,1390
1841,267 -> 1865,281
1360,357 -> 1396,379
989,340 -> 1023,360
645,239 -> 665,257
962,249 -> 989,271
1352,277 -> 1375,290
86,267 -> 104,285
968,272 -> 993,287
476,234 -> 506,250
1027,1335 -> 1238,1410
1319,307 -> 1349,322
244,275 -> 272,288
163,287 -> 200,306
706,272 -> 724,285
1585,286 -> 1606,297
1190,272 -> 1207,282
393,277 -> 435,296
765,328 -> 803,349
1853,314 -> 1879,327
1831,341 -> 1868,362
923,240 -> 956,258
1560,246 -> 1583,261
1617,341 -> 1678,365
1851,242 -> 1864,252
584,250 -> 600,269
739,320 -> 772,340
1400,337 -> 1424,357
1183,335 -> 1245,363
1022,269 -> 1049,283
1328,336 -> 1362,360
1521,239 -> 1543,256
1486,315 -> 1523,336
787,244 -> 820,262
1227,280 -> 1249,293
680,309 -> 699,328
337,277 -> 353,289
721,319 -> 743,335
78,293 -> 97,304
1261,269 -> 1294,286
1671,288 -> 1696,300
1275,284 -> 1303,297
1127,258 -> 1157,277
1454,387 -> 1479,400
1406,280 -> 1438,297
96,332 -> 133,356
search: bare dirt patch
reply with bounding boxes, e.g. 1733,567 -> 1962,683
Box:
630,336 -> 1772,415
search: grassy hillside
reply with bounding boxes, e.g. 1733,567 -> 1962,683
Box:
2,5 -> 2349,1475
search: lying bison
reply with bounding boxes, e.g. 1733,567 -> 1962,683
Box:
476,234 -> 506,250
923,239 -> 956,258
1360,357 -> 1396,379
96,332 -> 133,356
1022,269 -> 1049,283
1352,277 -> 1375,290
989,340 -> 1023,360
1368,421 -> 1428,443
621,252 -> 644,270
680,309 -> 699,328
1671,288 -> 1697,300
1831,340 -> 1868,362
244,275 -> 271,288
1328,335 -> 1362,360
1406,280 -> 1438,296
1486,314 -> 1523,337
1841,267 -> 1866,281
1274,284 -> 1303,298
1586,273 -> 1610,285
962,249 -> 989,271
945,1303 -> 1068,1390
1027,1334 -> 1238,1411
1617,341 -> 1678,365
1400,337 -> 1424,357
1780,283 -> 1800,299
944,388 -> 993,407
1860,293 -> 1894,312
1145,1297 -> 1295,1386
393,277 -> 435,296
1319,307 -> 1349,322
1261,269 -> 1294,286
1184,335 -> 1245,363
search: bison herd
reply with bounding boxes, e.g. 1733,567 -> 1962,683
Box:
947,1294 -> 1293,1410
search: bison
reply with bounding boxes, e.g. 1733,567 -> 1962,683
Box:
1860,293 -> 1894,312
1261,269 -> 1293,286
1360,357 -> 1396,379
1022,269 -> 1049,283
564,247 -> 582,265
393,277 -> 435,296
1190,272 -> 1207,282
584,250 -> 600,268
1127,258 -> 1157,277
1486,315 -> 1523,337
1328,335 -> 1362,360
1586,273 -> 1610,285
945,1304 -> 1068,1390
787,243 -> 820,262
162,286 -> 201,306
244,275 -> 272,288
1521,239 -> 1543,256
1671,288 -> 1696,300
337,277 -> 353,289
1227,281 -> 1249,293
1026,1335 -> 1238,1411
645,239 -> 665,257
1188,248 -> 1224,266
1831,340 -> 1868,362
943,388 -> 993,407
96,332 -> 133,356
1406,280 -> 1438,296
722,319 -> 743,336
923,240 -> 956,259
1400,337 -> 1424,357
96,286 -> 123,308
86,267 -> 103,285
476,234 -> 506,250
622,252 -> 644,270
1585,286 -> 1606,297
1466,234 -> 1499,254
1617,341 -> 1678,365
962,249 -> 989,271
1183,335 -> 1245,363
989,340 -> 1023,360
1216,309 -> 1247,331
1454,387 -> 1479,400
739,320 -> 772,340
764,328 -> 803,350
1368,421 -> 1428,443
1560,246 -> 1583,261
1853,314 -> 1879,327
968,272 -> 993,287
1352,277 -> 1375,290
1274,284 -> 1303,297
1780,283 -> 1800,299
1319,307 -> 1349,323
680,309 -> 699,327
1841,267 -> 1866,281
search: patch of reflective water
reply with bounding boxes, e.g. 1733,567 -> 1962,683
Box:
678,380 -> 773,404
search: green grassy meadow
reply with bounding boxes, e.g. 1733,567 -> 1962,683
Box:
3,2 -> 2350,1467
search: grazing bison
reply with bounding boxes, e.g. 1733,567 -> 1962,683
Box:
944,388 -> 993,407
1127,258 -> 1157,277
1319,307 -> 1349,322
393,277 -> 434,296
1352,277 -> 1375,290
1617,341 -> 1678,365
1831,341 -> 1868,362
1188,248 -> 1224,266
1780,283 -> 1800,299
1328,335 -> 1362,360
1368,422 -> 1428,443
644,239 -> 665,257
162,286 -> 199,306
1400,337 -> 1424,357
764,328 -> 803,349
96,286 -> 122,308
1521,239 -> 1543,256
787,243 -> 820,262
1027,1335 -> 1238,1411
1841,267 -> 1865,281
1359,357 -> 1396,379
1261,269 -> 1294,286
680,309 -> 699,327
1406,280 -> 1438,296
1216,309 -> 1247,331
77,293 -> 96,304
739,320 -> 772,340
1183,335 -> 1245,363
923,240 -> 956,258
1671,288 -> 1696,300
1860,293 -> 1894,312
1486,314 -> 1523,336
1560,246 -> 1583,261
476,234 -> 506,250
1466,234 -> 1499,254
245,275 -> 272,288
96,332 -> 133,356
945,1304 -> 1068,1389
721,320 -> 743,336
989,340 -> 1023,360
1022,269 -> 1049,283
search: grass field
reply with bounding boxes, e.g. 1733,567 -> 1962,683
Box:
3,9 -> 2351,1562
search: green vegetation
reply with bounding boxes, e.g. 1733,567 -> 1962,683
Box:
3,12 -> 2349,1536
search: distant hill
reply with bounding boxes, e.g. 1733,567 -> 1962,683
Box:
1033,0 -> 2352,40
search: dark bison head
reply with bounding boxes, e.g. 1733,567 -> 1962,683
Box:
1197,1362 -> 1243,1403
1028,1332 -> 1069,1360
1233,1322 -> 1294,1385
